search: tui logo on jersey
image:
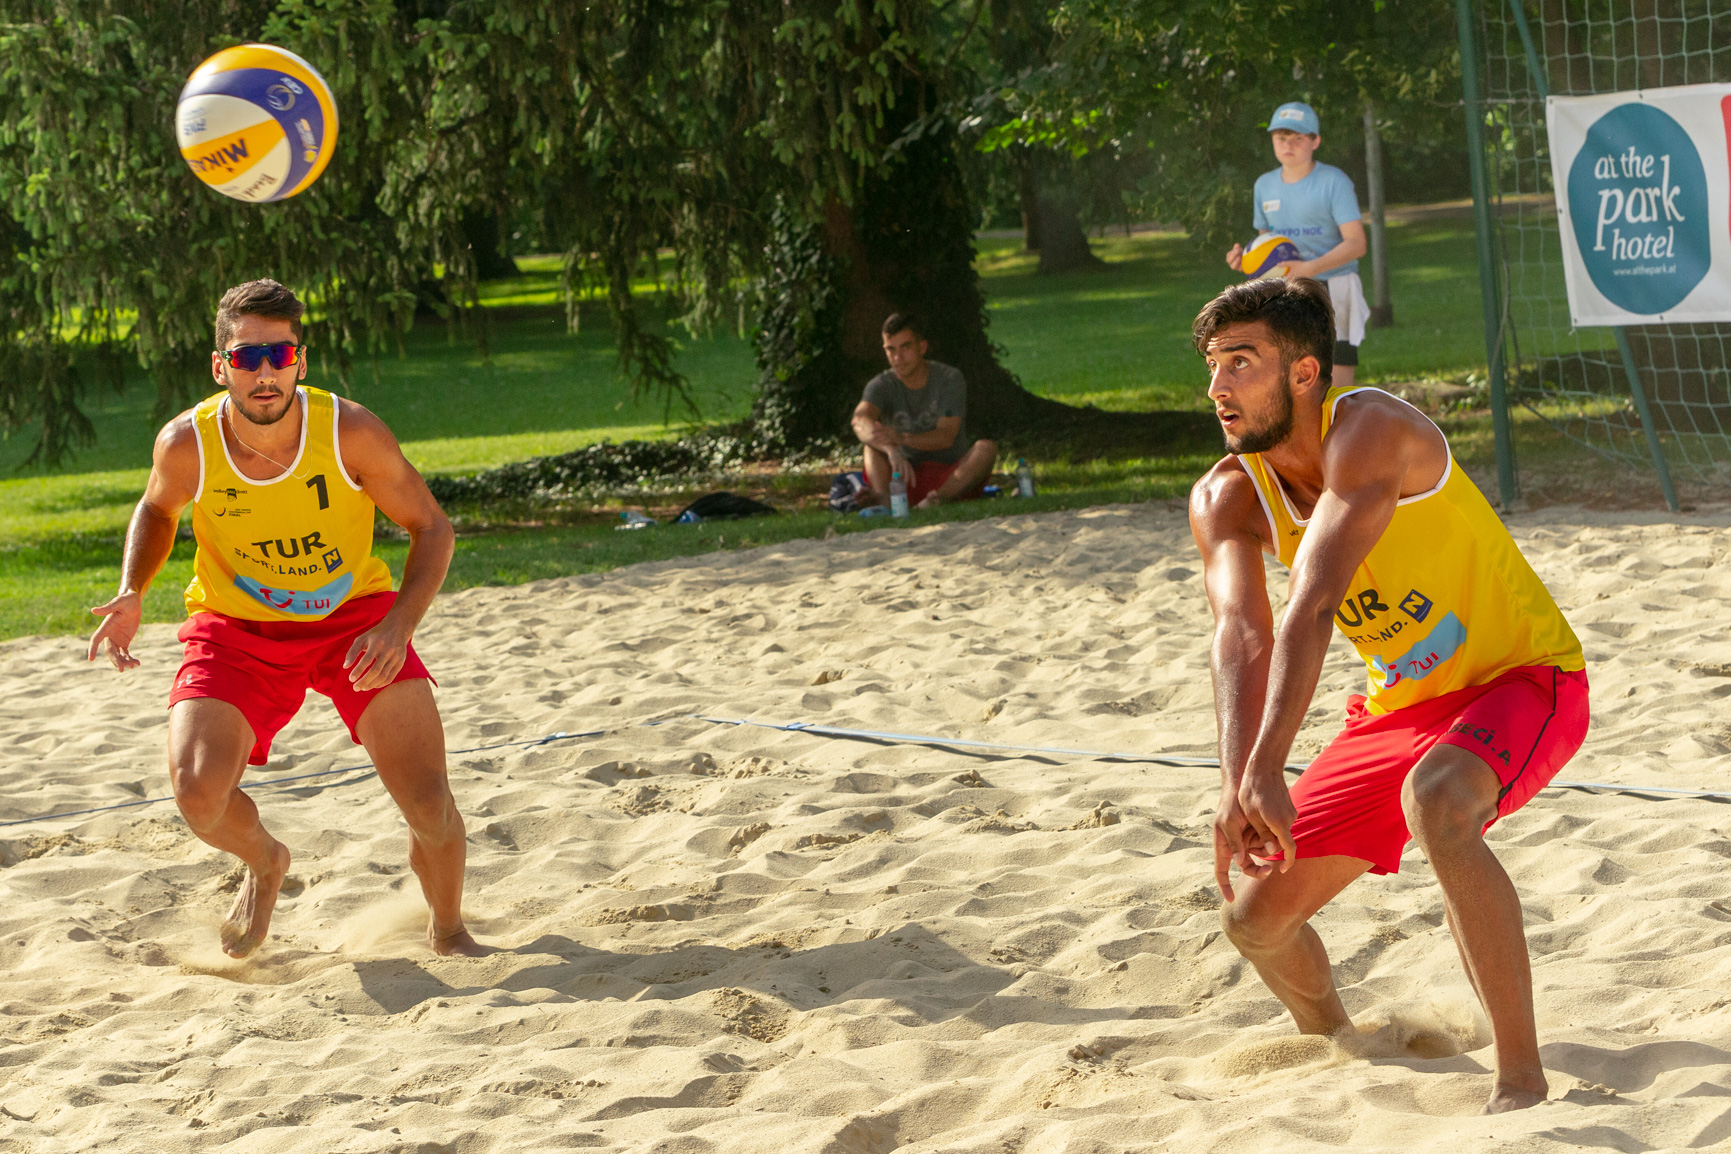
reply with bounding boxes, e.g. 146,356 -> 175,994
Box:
233,571 -> 353,616
1369,611 -> 1466,693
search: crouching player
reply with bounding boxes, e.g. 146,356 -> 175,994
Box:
1188,277 -> 1587,1113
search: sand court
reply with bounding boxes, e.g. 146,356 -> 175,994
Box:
4,501 -> 1731,1151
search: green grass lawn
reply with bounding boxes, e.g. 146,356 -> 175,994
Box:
975,216 -> 1489,411
1,214 -> 1499,642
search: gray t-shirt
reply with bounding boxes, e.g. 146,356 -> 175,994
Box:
862,360 -> 969,464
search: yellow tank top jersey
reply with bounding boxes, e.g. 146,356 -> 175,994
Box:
1237,386 -> 1583,714
184,386 -> 394,621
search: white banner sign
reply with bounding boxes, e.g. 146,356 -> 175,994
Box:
1546,84 -> 1731,326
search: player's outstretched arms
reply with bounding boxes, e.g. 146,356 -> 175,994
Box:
88,416 -> 200,671
334,399 -> 454,691
1190,458 -> 1276,899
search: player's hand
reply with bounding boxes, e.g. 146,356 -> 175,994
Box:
1225,244 -> 1244,272
1212,786 -> 1257,902
344,617 -> 414,692
1284,259 -> 1317,279
88,591 -> 144,671
1237,768 -> 1298,876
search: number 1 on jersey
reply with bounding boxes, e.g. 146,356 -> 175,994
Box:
306,474 -> 329,510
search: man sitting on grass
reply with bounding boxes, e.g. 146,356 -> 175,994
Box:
851,313 -> 997,509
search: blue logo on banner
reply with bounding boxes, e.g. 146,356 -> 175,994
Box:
1567,102 -> 1710,314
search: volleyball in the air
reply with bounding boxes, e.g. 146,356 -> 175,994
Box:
175,44 -> 338,203
1243,233 -> 1301,279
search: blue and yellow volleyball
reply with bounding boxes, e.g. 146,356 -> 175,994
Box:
1243,233 -> 1301,279
175,44 -> 338,203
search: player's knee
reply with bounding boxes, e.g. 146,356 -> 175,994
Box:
169,769 -> 230,834
1401,763 -> 1494,845
974,438 -> 999,460
396,783 -> 460,840
1220,896 -> 1295,958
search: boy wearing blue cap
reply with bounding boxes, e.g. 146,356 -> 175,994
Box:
1226,102 -> 1370,388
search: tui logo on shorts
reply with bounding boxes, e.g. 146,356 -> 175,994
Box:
1369,611 -> 1466,694
233,571 -> 353,616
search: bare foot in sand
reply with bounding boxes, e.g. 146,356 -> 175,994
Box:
430,923 -> 489,957
220,840 -> 291,958
1482,1080 -> 1548,1113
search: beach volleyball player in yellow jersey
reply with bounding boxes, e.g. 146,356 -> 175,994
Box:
86,280 -> 483,960
1187,277 -> 1587,1114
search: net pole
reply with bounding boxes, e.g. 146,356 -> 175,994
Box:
1457,0 -> 1519,508
1613,328 -> 1682,510
1505,0 -> 1549,99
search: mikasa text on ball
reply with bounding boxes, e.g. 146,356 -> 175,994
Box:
176,44 -> 338,203
1242,233 -> 1301,280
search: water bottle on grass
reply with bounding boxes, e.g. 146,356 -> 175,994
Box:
1016,458 -> 1036,498
889,471 -> 909,518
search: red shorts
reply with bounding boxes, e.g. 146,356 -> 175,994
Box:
169,592 -> 433,766
908,460 -> 986,506
1284,665 -> 1589,874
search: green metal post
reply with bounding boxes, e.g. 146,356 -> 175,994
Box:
1613,329 -> 1681,511
1505,0 -> 1549,100
1456,0 -> 1518,508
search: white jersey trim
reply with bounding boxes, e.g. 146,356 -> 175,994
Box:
1327,386 -> 1453,508
1257,386 -> 1455,529
331,396 -> 363,491
189,411 -> 207,506
1233,456 -> 1281,547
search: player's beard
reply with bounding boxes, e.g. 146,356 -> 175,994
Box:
1223,373 -> 1296,455
224,367 -> 295,426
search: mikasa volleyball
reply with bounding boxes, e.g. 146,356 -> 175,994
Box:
1242,232 -> 1300,280
175,44 -> 337,203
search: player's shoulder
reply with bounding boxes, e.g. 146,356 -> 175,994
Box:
332,394 -> 404,454
1190,455 -> 1270,546
1189,454 -> 1258,518
1326,388 -> 1434,456
154,404 -> 204,456
332,393 -> 388,433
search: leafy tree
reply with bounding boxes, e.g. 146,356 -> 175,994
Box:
1,0 -> 1206,468
981,0 -> 1465,255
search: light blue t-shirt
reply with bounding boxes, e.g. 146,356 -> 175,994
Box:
1252,162 -> 1361,280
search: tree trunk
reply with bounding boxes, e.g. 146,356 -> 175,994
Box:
1362,102 -> 1393,328
1034,194 -> 1103,274
1019,159 -> 1042,252
462,211 -> 520,281
750,126 -> 1212,453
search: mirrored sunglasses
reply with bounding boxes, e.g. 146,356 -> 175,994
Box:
221,342 -> 303,372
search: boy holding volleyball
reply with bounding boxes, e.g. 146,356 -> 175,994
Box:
1226,102 -> 1370,388
87,279 -> 483,960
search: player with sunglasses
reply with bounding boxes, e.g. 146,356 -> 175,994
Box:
87,278 -> 483,960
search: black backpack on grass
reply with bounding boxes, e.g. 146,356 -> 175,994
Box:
676,491 -> 776,523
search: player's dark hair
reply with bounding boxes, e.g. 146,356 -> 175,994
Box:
1192,277 -> 1334,386
881,312 -> 923,340
216,279 -> 305,349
